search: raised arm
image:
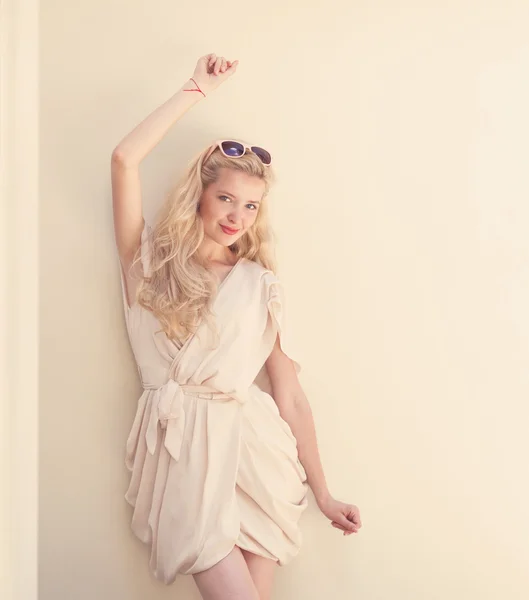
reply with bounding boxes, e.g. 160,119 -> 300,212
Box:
111,53 -> 239,269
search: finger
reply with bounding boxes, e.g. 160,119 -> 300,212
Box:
206,56 -> 216,74
340,514 -> 357,530
348,511 -> 362,528
220,57 -> 227,73
227,59 -> 239,72
337,514 -> 358,532
344,506 -> 362,528
215,57 -> 225,75
332,523 -> 354,536
332,521 -> 356,534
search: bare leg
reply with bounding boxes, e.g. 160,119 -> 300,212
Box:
193,545 -> 260,600
240,549 -> 277,600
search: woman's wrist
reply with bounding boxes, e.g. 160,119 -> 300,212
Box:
183,77 -> 207,98
314,489 -> 332,508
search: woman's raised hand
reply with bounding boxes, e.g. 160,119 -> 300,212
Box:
190,54 -> 239,96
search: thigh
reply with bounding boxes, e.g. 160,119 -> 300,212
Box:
193,545 -> 260,600
240,549 -> 277,600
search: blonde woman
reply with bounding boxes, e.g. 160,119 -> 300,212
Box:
112,54 -> 362,600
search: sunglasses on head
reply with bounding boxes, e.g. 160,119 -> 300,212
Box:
207,139 -> 272,166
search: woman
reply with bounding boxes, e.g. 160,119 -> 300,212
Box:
112,53 -> 362,600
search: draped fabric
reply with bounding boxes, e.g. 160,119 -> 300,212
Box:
118,222 -> 308,583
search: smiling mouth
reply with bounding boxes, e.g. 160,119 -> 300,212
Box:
220,225 -> 240,234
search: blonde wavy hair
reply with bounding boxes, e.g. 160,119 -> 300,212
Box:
130,141 -> 277,344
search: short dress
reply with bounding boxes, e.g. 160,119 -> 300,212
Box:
118,222 -> 309,584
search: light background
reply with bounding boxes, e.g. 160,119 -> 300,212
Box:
2,1 -> 529,599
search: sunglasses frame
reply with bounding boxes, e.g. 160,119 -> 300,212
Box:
205,139 -> 272,166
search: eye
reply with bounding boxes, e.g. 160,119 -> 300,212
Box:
220,196 -> 257,211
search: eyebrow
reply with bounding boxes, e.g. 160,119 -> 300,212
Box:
218,190 -> 261,204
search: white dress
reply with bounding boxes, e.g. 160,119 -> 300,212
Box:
118,222 -> 309,584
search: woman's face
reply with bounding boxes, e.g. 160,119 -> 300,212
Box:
199,168 -> 265,246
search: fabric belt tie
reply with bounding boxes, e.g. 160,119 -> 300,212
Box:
143,380 -> 232,462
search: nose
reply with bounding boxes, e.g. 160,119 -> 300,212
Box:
227,207 -> 243,225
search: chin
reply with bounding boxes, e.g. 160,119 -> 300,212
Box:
216,235 -> 237,247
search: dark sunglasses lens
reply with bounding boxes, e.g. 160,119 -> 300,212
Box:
251,146 -> 272,165
221,141 -> 245,157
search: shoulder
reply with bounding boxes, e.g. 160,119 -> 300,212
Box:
238,259 -> 286,310
240,258 -> 281,289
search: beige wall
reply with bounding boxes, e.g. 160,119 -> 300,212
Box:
2,0 -> 38,599
30,1 -> 529,599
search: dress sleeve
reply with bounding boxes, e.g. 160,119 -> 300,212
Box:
264,271 -> 302,375
118,220 -> 153,313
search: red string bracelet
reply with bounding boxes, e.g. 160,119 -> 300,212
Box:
184,77 -> 206,97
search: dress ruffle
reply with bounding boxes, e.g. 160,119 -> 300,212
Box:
264,271 -> 302,375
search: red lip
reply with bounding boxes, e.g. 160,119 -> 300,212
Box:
220,225 -> 240,235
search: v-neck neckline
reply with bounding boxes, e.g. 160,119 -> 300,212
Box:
168,256 -> 245,357
216,256 -> 244,294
